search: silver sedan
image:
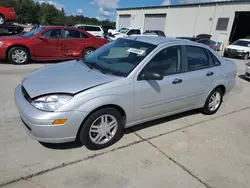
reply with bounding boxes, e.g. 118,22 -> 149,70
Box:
14,36 -> 237,150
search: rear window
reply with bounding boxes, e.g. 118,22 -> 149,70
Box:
84,26 -> 101,32
186,46 -> 210,71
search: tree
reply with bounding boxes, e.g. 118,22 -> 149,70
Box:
0,0 -> 116,26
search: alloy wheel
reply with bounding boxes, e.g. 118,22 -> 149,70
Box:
11,50 -> 27,64
208,92 -> 221,111
0,16 -> 4,24
89,114 -> 118,145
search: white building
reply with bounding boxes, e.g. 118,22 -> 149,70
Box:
116,0 -> 250,48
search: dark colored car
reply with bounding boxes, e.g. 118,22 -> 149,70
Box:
0,6 -> 17,25
143,30 -> 166,37
197,39 -> 218,51
0,26 -> 108,64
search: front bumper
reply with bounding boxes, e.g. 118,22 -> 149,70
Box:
0,47 -> 7,60
14,85 -> 87,143
224,50 -> 247,58
245,65 -> 250,79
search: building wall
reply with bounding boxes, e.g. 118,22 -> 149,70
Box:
116,2 -> 250,46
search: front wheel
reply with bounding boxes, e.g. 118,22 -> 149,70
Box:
0,15 -> 5,25
8,47 -> 30,64
79,107 -> 123,150
201,88 -> 223,115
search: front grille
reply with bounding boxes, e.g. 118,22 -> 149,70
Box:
21,85 -> 32,102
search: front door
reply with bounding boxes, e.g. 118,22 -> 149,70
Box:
33,29 -> 63,58
134,45 -> 189,121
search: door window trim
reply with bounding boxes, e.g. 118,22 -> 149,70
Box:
61,28 -> 89,40
183,45 -> 212,72
37,28 -> 63,40
137,45 -> 186,81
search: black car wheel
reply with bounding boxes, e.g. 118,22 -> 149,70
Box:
201,87 -> 223,115
79,107 -> 124,150
8,47 -> 30,64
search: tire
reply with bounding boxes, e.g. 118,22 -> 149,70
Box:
8,47 -> 30,64
0,15 -> 5,25
82,48 -> 95,58
79,107 -> 123,150
201,87 -> 223,115
223,53 -> 228,57
242,53 -> 249,60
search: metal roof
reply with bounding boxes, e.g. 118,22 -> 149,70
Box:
125,35 -> 190,45
117,0 -> 249,11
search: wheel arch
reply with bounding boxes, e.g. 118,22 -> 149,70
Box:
6,45 -> 31,58
76,104 -> 127,140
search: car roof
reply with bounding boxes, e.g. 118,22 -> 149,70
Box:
238,39 -> 250,42
125,36 -> 188,45
74,24 -> 101,27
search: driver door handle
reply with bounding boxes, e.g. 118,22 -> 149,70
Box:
172,78 -> 183,85
206,71 -> 214,76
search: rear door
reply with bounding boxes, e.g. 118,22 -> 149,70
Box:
33,28 -> 63,58
179,45 -> 218,106
60,28 -> 90,58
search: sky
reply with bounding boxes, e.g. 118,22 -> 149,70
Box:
36,0 -> 231,20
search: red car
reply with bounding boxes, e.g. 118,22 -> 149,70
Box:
0,6 -> 17,24
0,26 -> 108,64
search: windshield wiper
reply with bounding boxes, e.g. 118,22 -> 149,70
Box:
82,61 -> 107,75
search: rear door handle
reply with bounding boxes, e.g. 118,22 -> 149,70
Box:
172,79 -> 183,85
206,71 -> 214,76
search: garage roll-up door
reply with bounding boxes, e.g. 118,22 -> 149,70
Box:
119,15 -> 131,28
144,14 -> 166,31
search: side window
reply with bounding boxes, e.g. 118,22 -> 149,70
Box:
186,46 -> 210,71
208,50 -> 221,66
142,45 -> 182,76
127,30 -> 135,36
134,30 -> 141,34
80,32 -> 89,39
41,29 -> 61,39
63,29 -> 81,39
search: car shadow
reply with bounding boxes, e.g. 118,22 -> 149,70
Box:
238,74 -> 249,82
39,140 -> 84,150
125,110 -> 200,134
40,110 -> 200,150
0,59 -> 75,65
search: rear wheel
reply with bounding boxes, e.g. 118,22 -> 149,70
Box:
79,107 -> 123,150
82,48 -> 95,58
201,88 -> 223,115
8,47 -> 30,64
0,15 -> 5,25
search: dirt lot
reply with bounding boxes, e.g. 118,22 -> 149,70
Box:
0,58 -> 250,188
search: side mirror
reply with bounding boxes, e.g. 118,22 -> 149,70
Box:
38,35 -> 47,40
138,71 -> 164,81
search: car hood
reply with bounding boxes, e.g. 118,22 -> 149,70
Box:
226,45 -> 249,51
22,60 -> 120,98
0,35 -> 24,41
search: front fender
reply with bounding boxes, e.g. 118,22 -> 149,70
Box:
76,95 -> 135,124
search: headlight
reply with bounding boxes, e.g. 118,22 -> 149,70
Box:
237,50 -> 245,53
31,95 -> 73,112
0,41 -> 3,47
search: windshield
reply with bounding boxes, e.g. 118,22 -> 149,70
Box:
22,27 -> 46,38
232,40 -> 250,47
118,28 -> 129,34
82,38 -> 156,77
